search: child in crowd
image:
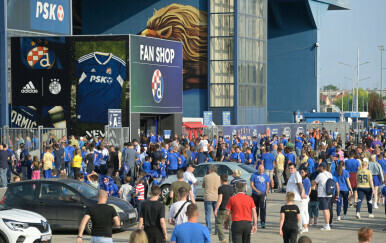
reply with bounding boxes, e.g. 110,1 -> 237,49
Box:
31,156 -> 40,180
51,169 -> 58,178
119,176 -> 134,203
308,184 -> 319,226
87,172 -> 99,189
60,171 -> 67,178
111,177 -> 120,197
26,155 -> 33,180
135,177 -> 145,221
279,192 -> 300,243
77,173 -> 84,182
13,176 -> 21,183
142,156 -> 151,174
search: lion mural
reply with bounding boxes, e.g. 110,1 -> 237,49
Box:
141,3 -> 208,90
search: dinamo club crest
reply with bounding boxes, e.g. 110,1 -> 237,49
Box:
26,44 -> 56,69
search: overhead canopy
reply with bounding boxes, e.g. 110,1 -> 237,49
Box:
183,122 -> 207,129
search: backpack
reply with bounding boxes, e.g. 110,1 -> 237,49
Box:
324,173 -> 335,196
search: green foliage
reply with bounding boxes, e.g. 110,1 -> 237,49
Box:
323,84 -> 338,91
332,88 -> 369,112
368,92 -> 385,120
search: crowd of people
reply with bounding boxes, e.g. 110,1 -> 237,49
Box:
0,126 -> 385,243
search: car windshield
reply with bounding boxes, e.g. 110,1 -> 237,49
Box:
66,182 -> 98,198
238,164 -> 257,173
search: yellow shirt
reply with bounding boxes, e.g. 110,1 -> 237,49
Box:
43,152 -> 54,170
301,155 -> 308,164
276,153 -> 285,171
72,155 -> 82,168
356,169 -> 372,188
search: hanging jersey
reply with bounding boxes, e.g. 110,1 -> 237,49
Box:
76,52 -> 126,123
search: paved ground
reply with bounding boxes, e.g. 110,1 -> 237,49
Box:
51,192 -> 386,243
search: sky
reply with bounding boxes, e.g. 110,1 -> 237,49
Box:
319,0 -> 386,91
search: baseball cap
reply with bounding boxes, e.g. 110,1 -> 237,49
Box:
286,142 -> 294,148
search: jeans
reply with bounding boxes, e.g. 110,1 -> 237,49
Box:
252,193 -> 267,223
295,148 -> 301,157
204,201 -> 217,233
231,221 -> 251,243
22,166 -> 27,180
356,188 -> 373,214
308,201 -> 319,218
215,209 -> 231,242
337,191 -> 349,216
0,168 -> 7,188
91,236 -> 113,243
300,197 -> 310,226
65,162 -> 73,177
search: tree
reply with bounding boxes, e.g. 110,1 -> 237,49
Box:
368,92 -> 385,120
323,85 -> 338,91
332,88 -> 369,112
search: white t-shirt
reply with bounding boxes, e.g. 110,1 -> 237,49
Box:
100,148 -> 109,165
315,171 -> 333,198
199,140 -> 209,152
168,200 -> 191,226
119,183 -> 133,202
286,171 -> 302,201
184,171 -> 197,196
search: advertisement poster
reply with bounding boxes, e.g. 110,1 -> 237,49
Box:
130,35 -> 183,113
203,111 -> 212,127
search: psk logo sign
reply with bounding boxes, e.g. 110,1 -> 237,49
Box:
26,42 -> 55,69
152,69 -> 164,103
57,5 -> 64,22
49,78 -> 61,95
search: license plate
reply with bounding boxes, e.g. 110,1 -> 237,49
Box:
41,235 -> 51,241
129,212 -> 136,218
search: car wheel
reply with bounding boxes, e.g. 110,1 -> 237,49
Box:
160,184 -> 171,200
85,219 -> 92,235
0,234 -> 7,243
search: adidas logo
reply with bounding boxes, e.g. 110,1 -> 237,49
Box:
91,68 -> 96,72
21,81 -> 38,94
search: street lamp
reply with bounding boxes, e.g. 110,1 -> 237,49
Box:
378,45 -> 384,98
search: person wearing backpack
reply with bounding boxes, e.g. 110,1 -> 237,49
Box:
312,163 -> 334,231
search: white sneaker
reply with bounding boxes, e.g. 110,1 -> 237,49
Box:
356,212 -> 361,219
369,214 -> 374,218
342,215 -> 348,220
374,203 -> 378,209
337,216 -> 341,221
302,228 -> 309,233
321,226 -> 331,231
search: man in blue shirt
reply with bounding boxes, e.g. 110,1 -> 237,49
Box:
345,151 -> 361,206
261,147 -> 275,191
236,147 -> 245,163
308,136 -> 315,150
250,165 -> 271,228
295,133 -> 304,157
245,147 -> 255,166
378,153 -> 386,176
149,132 -> 156,144
195,147 -> 208,164
226,147 -> 238,162
171,204 -> 211,243
167,147 -> 180,175
281,134 -> 288,147
64,141 -> 75,176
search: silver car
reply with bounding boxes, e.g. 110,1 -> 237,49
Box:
159,162 -> 257,200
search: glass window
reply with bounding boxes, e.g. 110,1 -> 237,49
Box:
67,182 -> 98,198
210,14 -> 234,37
40,183 -> 77,201
210,61 -> 234,84
210,0 -> 234,13
193,165 -> 210,177
210,84 -> 234,107
217,165 -> 233,175
238,164 -> 257,173
211,37 -> 234,60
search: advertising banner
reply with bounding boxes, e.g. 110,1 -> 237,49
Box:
7,0 -> 72,35
222,111 -> 231,126
203,111 -> 212,127
221,124 -> 306,145
108,109 -> 122,128
130,35 -> 183,113
11,37 -> 71,106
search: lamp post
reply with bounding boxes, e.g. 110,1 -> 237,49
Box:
378,45 -> 384,98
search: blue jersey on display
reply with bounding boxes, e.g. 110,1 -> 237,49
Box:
76,52 -> 126,123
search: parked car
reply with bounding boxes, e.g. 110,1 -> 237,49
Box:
159,162 -> 257,200
1,179 -> 137,234
0,204 -> 52,243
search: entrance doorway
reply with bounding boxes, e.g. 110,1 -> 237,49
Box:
140,115 -> 159,137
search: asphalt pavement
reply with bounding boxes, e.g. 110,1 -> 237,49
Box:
49,192 -> 385,243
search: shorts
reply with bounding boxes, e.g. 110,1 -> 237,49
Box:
349,172 -> 357,188
266,170 -> 274,178
308,201 -> 319,218
318,197 -> 332,210
373,175 -> 382,187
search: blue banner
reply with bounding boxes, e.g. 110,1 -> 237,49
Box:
221,124 -> 306,146
203,111 -> 212,127
30,0 -> 71,34
108,109 -> 122,128
222,111 -> 231,126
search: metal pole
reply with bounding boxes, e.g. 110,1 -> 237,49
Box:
356,48 -> 359,112
379,46 -> 384,98
342,90 -> 344,111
